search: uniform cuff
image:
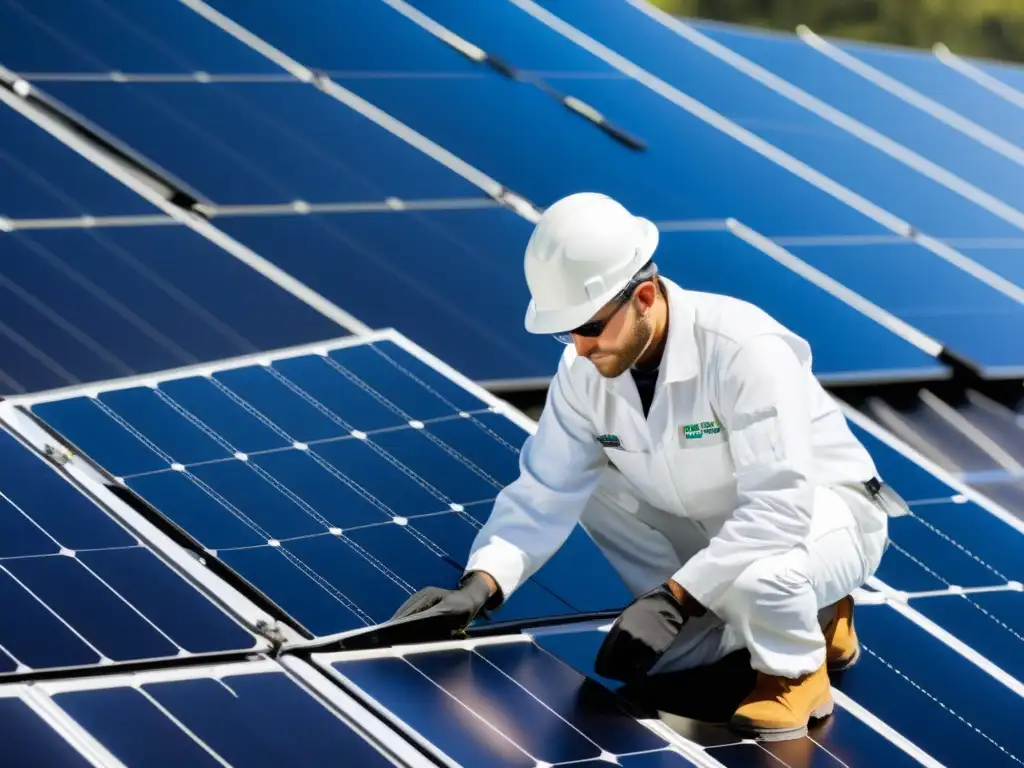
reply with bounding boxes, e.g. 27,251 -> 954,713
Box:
464,541 -> 528,606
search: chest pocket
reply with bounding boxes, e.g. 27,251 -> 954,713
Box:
666,420 -> 738,518
602,444 -> 654,489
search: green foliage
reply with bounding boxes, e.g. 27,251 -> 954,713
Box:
648,0 -> 1024,63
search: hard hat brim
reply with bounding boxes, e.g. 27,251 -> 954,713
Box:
523,218 -> 659,336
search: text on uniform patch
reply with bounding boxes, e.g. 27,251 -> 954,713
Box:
681,420 -> 721,440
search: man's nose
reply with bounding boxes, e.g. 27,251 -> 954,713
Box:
574,334 -> 598,357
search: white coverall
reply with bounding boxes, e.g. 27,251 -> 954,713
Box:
466,278 -> 890,678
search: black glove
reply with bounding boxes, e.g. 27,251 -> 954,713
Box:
390,571 -> 498,628
595,583 -> 690,684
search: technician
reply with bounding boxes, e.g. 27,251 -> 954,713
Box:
390,192 -> 904,741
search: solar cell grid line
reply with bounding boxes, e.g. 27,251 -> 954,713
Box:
314,633 -> 718,768
866,584 -> 1024,694
184,0 -> 891,236
0,418 -> 273,678
31,658 -> 435,767
13,331 -> 635,639
26,77 -> 489,208
0,0 -> 280,75
0,102 -> 158,221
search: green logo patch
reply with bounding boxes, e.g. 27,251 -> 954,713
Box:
681,420 -> 722,440
597,434 -> 622,448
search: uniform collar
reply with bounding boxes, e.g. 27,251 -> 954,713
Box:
608,278 -> 699,397
658,278 -> 700,385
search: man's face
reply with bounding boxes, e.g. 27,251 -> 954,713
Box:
573,288 -> 654,378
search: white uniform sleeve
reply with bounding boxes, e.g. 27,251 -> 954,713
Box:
464,352 -> 608,601
671,333 -> 816,611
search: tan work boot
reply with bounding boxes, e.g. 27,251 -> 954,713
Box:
824,594 -> 860,671
730,662 -> 834,741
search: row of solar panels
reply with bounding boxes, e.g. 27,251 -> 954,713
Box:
2,0 -> 1024,398
1,328 -> 1022,765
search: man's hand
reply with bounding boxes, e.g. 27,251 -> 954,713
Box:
595,580 -> 701,683
390,571 -> 499,631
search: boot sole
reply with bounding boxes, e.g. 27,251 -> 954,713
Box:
729,697 -> 835,742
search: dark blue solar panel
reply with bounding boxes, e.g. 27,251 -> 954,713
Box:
52,665 -> 396,767
0,104 -> 155,219
327,639 -> 687,767
0,426 -> 258,673
205,0 -> 889,235
0,0 -> 277,74
837,40 -> 1024,150
216,214 -> 940,384
834,605 -> 1023,767
689,21 -> 1024,214
654,231 -> 943,381
38,80 -> 481,205
30,338 -> 632,636
0,226 -> 343,395
0,698 -> 92,766
341,68 -> 888,235
487,626 -> 931,767
523,0 -> 1022,239
215,208 -> 562,383
782,242 -> 1024,373
908,591 -> 1024,685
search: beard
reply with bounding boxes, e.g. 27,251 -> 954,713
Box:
589,309 -> 653,378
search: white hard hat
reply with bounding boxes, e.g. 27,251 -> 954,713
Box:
523,193 -> 659,335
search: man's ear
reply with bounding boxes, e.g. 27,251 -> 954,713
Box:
635,281 -> 658,313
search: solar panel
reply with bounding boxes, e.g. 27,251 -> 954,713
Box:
214,207 -> 558,384
833,40 -> 1024,150
778,241 -> 1024,375
214,210 -> 945,385
0,421 -> 266,676
510,0 -> 1024,241
0,658 -> 432,767
0,691 -> 97,766
35,79 -> 484,207
0,103 -> 157,220
316,628 -> 933,768
834,602 -> 1022,766
0,0 -> 278,75
648,229 -> 944,382
16,332 -> 634,639
0,224 -> 346,395
316,635 -> 707,768
685,19 -> 1024,216
195,0 -> 889,236
529,624 -> 932,767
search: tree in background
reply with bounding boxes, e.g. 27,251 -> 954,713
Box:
650,0 -> 1024,63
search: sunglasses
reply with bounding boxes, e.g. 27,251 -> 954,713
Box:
552,284 -> 638,345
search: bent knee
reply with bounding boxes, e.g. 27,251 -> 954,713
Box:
722,548 -> 813,617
